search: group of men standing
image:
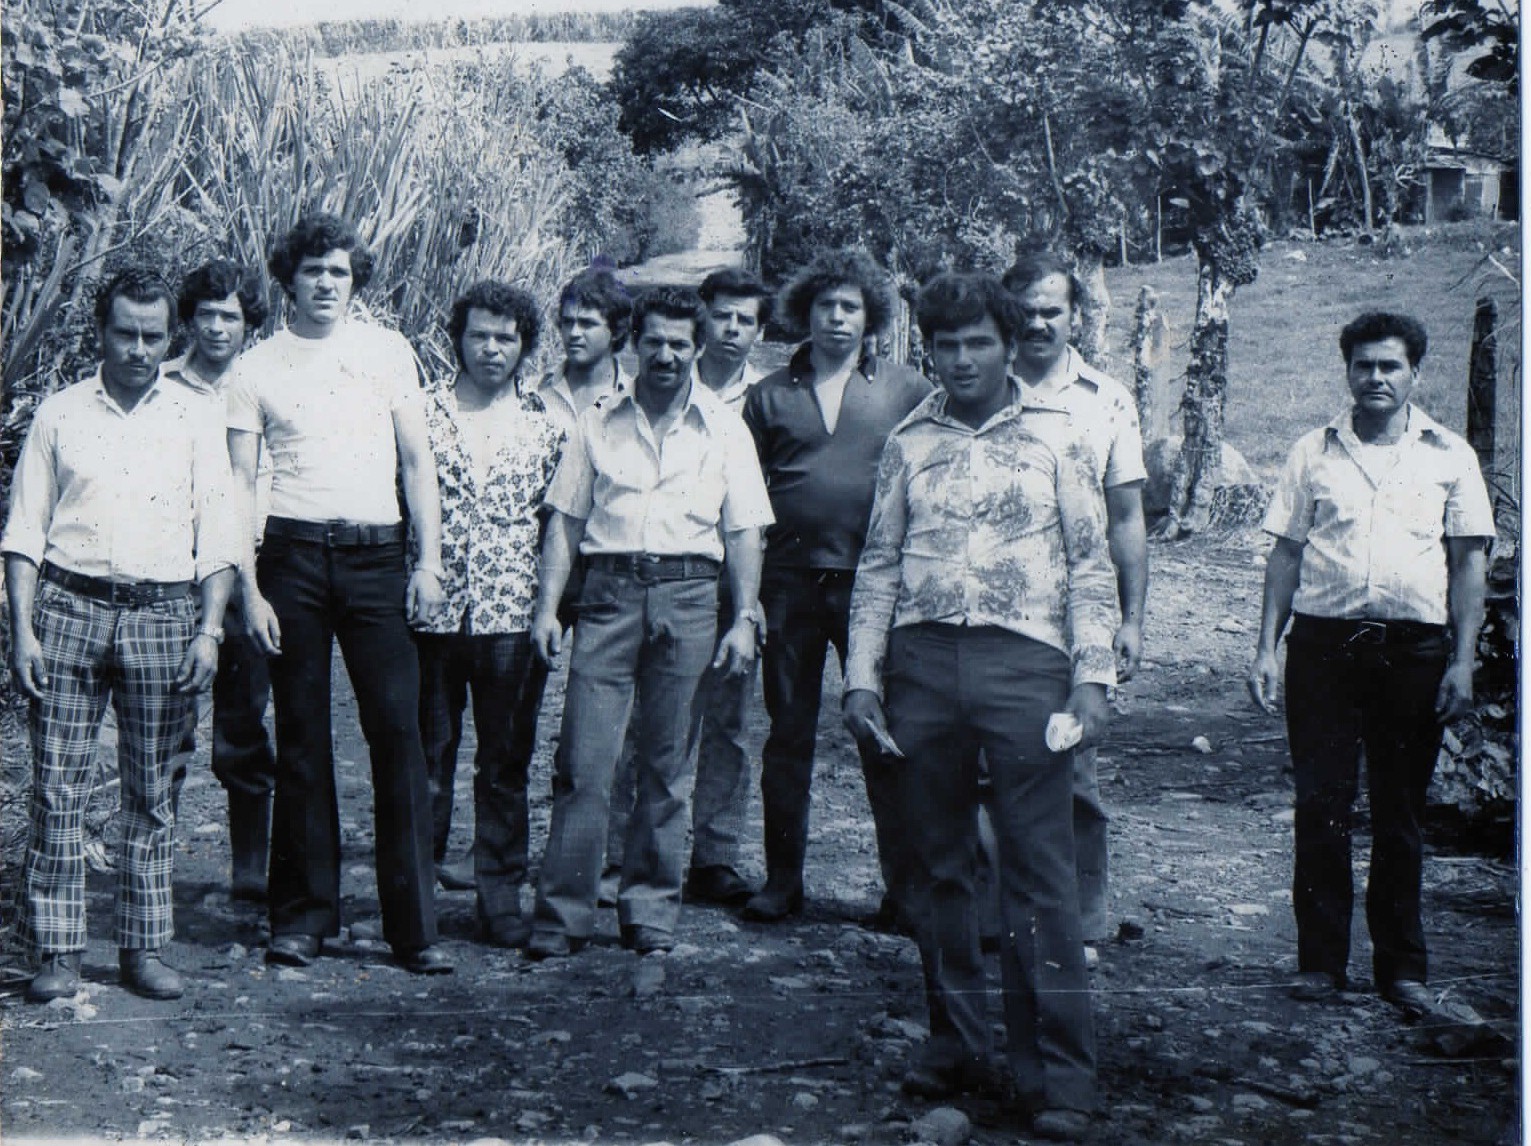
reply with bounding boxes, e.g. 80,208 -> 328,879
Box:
5,205 -> 1492,1141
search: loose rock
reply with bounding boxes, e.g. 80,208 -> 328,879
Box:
908,1106 -> 970,1146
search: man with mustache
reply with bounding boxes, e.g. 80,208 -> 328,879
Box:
740,248 -> 929,925
1250,311 -> 1492,1017
527,286 -> 772,959
5,268 -> 240,1002
226,212 -> 452,975
163,259 -> 276,903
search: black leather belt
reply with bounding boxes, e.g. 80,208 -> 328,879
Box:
587,553 -> 721,583
264,516 -> 405,547
41,563 -> 193,607
1291,613 -> 1447,646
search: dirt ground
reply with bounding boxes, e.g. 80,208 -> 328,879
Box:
0,531 -> 1518,1145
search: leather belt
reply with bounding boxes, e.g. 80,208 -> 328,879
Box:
1290,613 -> 1447,647
41,563 -> 193,608
264,516 -> 405,547
586,553 -> 721,583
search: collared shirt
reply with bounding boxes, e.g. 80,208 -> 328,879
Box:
163,353 -> 272,543
544,382 -> 774,561
693,356 -> 763,414
532,360 -> 633,441
415,378 -> 566,635
1,370 -> 240,583
845,383 -> 1119,697
1018,347 -> 1147,490
744,344 -> 931,570
225,322 -> 424,526
1262,404 -> 1495,624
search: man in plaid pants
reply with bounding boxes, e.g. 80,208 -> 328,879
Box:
4,268 -> 240,1003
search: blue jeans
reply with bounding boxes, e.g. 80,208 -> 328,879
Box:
533,566 -> 717,939
888,622 -> 1096,1114
257,533 -> 437,949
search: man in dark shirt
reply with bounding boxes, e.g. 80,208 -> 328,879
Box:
741,249 -> 929,923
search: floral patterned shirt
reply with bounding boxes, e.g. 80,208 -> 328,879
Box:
414,377 -> 566,635
845,381 -> 1119,697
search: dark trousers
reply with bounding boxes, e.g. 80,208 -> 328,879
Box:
758,565 -> 907,903
888,623 -> 1095,1113
257,534 -> 437,949
417,629 -> 538,925
1284,617 -> 1450,987
210,593 -> 275,798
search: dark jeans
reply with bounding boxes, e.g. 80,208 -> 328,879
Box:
1284,617 -> 1450,987
888,623 -> 1095,1113
257,533 -> 437,949
417,629 -> 538,924
758,565 -> 907,902
211,593 -> 275,798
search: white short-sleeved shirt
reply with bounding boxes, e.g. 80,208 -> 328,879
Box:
1262,405 -> 1496,624
544,383 -> 774,562
225,323 -> 423,526
1018,347 -> 1147,491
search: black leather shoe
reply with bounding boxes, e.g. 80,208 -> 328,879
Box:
741,882 -> 804,922
480,915 -> 532,949
27,952 -> 82,1003
395,945 -> 454,975
526,931 -> 587,961
1288,970 -> 1343,1002
436,858 -> 476,891
621,925 -> 675,955
863,893 -> 915,935
901,1058 -> 1011,1102
1381,978 -> 1435,1018
686,865 -> 754,906
265,934 -> 321,967
119,950 -> 185,1000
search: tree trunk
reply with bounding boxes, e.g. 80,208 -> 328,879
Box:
1074,251 -> 1111,373
1346,107 -> 1374,237
1132,284 -> 1161,438
1159,257 -> 1234,538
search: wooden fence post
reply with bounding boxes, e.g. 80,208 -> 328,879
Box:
1133,285 -> 1160,436
1467,296 -> 1498,478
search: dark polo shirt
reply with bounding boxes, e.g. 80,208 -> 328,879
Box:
743,343 -> 930,571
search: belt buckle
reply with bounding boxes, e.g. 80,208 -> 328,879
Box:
1350,621 -> 1387,645
111,582 -> 150,608
324,520 -> 349,546
634,553 -> 661,585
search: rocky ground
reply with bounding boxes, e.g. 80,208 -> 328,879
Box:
0,532 -> 1518,1145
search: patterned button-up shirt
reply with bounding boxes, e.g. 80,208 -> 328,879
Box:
845,382 -> 1119,697
1262,404 -> 1494,625
414,378 -> 566,635
1019,347 -> 1147,491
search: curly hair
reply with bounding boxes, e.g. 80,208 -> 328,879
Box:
1000,249 -> 1079,307
779,249 -> 896,336
557,268 -> 633,353
916,273 -> 1024,345
698,267 -> 773,325
267,213 -> 375,296
448,281 -> 542,370
177,259 -> 269,329
94,267 -> 176,329
631,286 -> 706,345
1340,311 -> 1428,368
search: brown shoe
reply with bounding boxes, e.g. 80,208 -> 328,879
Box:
27,952 -> 82,1003
119,950 -> 185,1000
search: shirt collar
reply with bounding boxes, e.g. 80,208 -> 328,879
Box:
1324,403 -> 1450,452
693,354 -> 759,407
909,377 -> 1028,433
161,354 -> 219,396
90,367 -> 166,415
602,376 -> 725,432
787,341 -> 876,386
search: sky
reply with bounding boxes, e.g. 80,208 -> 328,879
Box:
201,0 -> 708,33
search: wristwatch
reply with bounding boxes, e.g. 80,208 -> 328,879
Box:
197,626 -> 225,645
736,607 -> 763,635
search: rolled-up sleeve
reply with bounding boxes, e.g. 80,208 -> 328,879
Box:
845,435 -> 909,698
1056,443 -> 1119,688
0,401 -> 59,565
718,415 -> 774,533
543,415 -> 595,522
190,405 -> 240,581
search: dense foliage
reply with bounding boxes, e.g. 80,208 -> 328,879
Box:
231,11 -> 642,58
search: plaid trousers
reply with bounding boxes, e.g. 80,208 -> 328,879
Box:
24,581 -> 195,954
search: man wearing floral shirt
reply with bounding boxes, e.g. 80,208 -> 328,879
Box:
843,273 -> 1117,1141
414,281 -> 566,948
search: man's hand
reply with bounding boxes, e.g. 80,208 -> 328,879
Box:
10,627 -> 47,700
531,610 -> 563,666
1066,683 -> 1111,748
244,588 -> 283,656
1435,659 -> 1474,722
406,569 -> 445,625
843,688 -> 899,756
1248,647 -> 1281,714
174,633 -> 219,694
1113,620 -> 1143,682
711,617 -> 757,677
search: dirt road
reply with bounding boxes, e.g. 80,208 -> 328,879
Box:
1,533 -> 1517,1144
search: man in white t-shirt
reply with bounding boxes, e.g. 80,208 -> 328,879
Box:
226,213 -> 451,975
